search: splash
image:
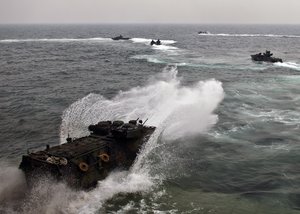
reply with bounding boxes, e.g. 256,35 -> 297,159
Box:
59,66 -> 224,213
67,171 -> 154,214
130,38 -> 178,51
60,66 -> 224,143
0,165 -> 26,204
21,180 -> 76,214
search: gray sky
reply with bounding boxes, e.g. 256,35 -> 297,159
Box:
1,0 -> 300,24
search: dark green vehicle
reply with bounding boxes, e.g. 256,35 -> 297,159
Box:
19,119 -> 155,189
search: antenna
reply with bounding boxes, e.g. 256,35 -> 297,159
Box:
142,118 -> 148,125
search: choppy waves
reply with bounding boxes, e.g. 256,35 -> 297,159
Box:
2,25 -> 300,213
0,36 -> 179,52
0,37 -> 112,43
130,38 -> 178,51
199,33 -> 300,38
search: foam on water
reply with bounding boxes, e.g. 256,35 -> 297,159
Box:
59,66 -> 224,213
0,37 -> 112,43
199,33 -> 300,38
67,171 -> 154,214
131,55 -> 166,64
130,38 -> 176,45
274,61 -> 300,71
130,38 -> 178,51
244,108 -> 300,126
130,38 -> 152,44
152,44 -> 178,51
131,54 -> 267,71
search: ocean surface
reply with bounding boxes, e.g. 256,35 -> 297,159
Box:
0,24 -> 300,214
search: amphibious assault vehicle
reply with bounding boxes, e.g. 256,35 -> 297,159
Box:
198,31 -> 209,35
111,35 -> 130,40
19,119 -> 155,189
251,50 -> 283,63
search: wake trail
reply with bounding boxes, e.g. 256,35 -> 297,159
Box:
199,33 -> 300,38
0,37 -> 112,43
130,38 -> 178,51
274,62 -> 300,71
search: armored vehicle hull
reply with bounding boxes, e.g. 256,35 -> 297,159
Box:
19,120 -> 155,189
251,51 -> 283,63
198,31 -> 209,34
111,35 -> 130,40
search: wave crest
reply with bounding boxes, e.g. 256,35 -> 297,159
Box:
275,62 -> 300,71
199,33 -> 300,38
0,37 -> 112,43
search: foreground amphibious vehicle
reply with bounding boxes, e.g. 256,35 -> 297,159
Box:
19,119 -> 155,189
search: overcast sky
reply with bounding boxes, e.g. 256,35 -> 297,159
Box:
1,0 -> 300,24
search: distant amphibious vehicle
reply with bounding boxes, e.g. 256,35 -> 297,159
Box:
198,31 -> 209,34
150,39 -> 161,46
251,50 -> 283,63
111,35 -> 130,40
19,119 -> 155,189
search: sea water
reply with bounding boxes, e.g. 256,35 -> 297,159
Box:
0,24 -> 300,213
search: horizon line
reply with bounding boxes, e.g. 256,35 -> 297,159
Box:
0,22 -> 300,26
